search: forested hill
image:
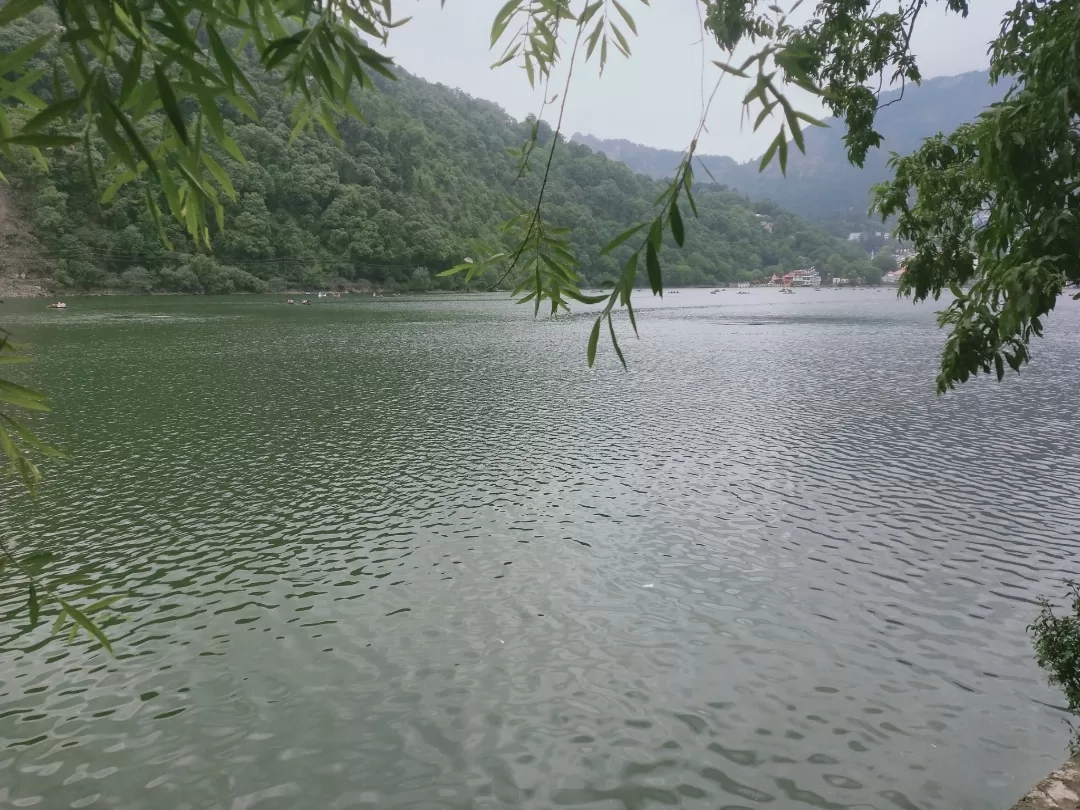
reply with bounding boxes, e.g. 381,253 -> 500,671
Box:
1,10 -> 874,293
573,70 -> 1005,235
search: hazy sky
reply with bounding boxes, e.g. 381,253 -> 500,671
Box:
382,0 -> 1014,160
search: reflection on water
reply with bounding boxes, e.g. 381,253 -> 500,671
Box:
1,289 -> 1078,810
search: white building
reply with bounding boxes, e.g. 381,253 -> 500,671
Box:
785,267 -> 822,287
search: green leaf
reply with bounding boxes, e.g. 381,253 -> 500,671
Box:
85,595 -> 124,614
102,95 -> 157,177
0,32 -> 52,74
59,599 -> 113,653
342,6 -> 384,40
782,100 -> 805,154
712,59 -> 749,79
600,223 -> 645,255
647,219 -> 662,250
262,31 -> 307,71
611,0 -> 637,35
795,110 -> 827,128
586,315 -> 602,366
0,414 -> 64,458
315,103 -> 341,144
607,313 -> 626,369
611,24 -> 631,57
625,294 -> 638,336
579,1 -> 603,28
585,22 -> 602,61
156,164 -> 182,218
753,101 -> 777,132
58,27 -> 103,44
669,202 -> 684,247
22,550 -> 52,574
51,607 -> 68,636
289,104 -> 312,144
564,289 -> 608,305
118,42 -> 143,105
759,131 -> 781,172
0,378 -> 50,410
682,171 -> 699,216
620,253 -> 639,304
0,0 -> 45,27
219,133 -> 247,165
145,185 -> 172,249
777,126 -> 789,173
201,153 -> 236,201
539,252 -> 574,283
438,262 -> 473,276
646,241 -> 662,296
994,353 -> 1004,381
490,0 -> 519,46
155,65 -> 188,145
491,43 -> 521,69
3,133 -> 78,148
206,25 -> 237,88
28,584 -> 38,627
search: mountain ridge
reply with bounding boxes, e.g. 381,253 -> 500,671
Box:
572,69 -> 1006,233
0,9 -> 882,291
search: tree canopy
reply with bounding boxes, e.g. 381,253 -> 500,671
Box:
0,9 -> 871,294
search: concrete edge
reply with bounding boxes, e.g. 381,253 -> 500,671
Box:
1011,757 -> 1080,809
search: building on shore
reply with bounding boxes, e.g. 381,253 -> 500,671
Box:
783,267 -> 822,287
882,266 -> 908,285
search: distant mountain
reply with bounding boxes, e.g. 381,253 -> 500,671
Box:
572,70 -> 1005,233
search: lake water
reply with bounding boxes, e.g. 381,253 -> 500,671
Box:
1,288 -> 1078,810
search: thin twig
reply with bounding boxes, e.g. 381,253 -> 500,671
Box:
490,19 -> 586,291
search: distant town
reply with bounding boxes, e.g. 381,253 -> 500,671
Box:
736,262 -> 909,288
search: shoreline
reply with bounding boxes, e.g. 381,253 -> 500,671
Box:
0,283 -> 900,301
1010,757 -> 1080,809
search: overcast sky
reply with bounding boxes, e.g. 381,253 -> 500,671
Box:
382,0 -> 1014,160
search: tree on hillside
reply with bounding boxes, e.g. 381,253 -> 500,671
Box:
872,252 -> 898,274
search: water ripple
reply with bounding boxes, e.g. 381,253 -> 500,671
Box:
0,289 -> 1077,809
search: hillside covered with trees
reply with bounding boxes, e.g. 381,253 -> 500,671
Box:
573,71 -> 1005,238
0,10 -> 875,294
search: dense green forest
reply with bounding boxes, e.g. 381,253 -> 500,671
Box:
0,10 -> 876,294
573,71 -> 1005,239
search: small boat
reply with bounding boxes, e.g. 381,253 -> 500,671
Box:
780,287 -> 794,294
46,301 -> 67,309
285,298 -> 295,305
300,299 -> 310,305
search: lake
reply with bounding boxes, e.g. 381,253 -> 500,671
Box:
1,288 -> 1078,810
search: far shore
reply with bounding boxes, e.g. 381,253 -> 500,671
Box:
0,281 -> 912,301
